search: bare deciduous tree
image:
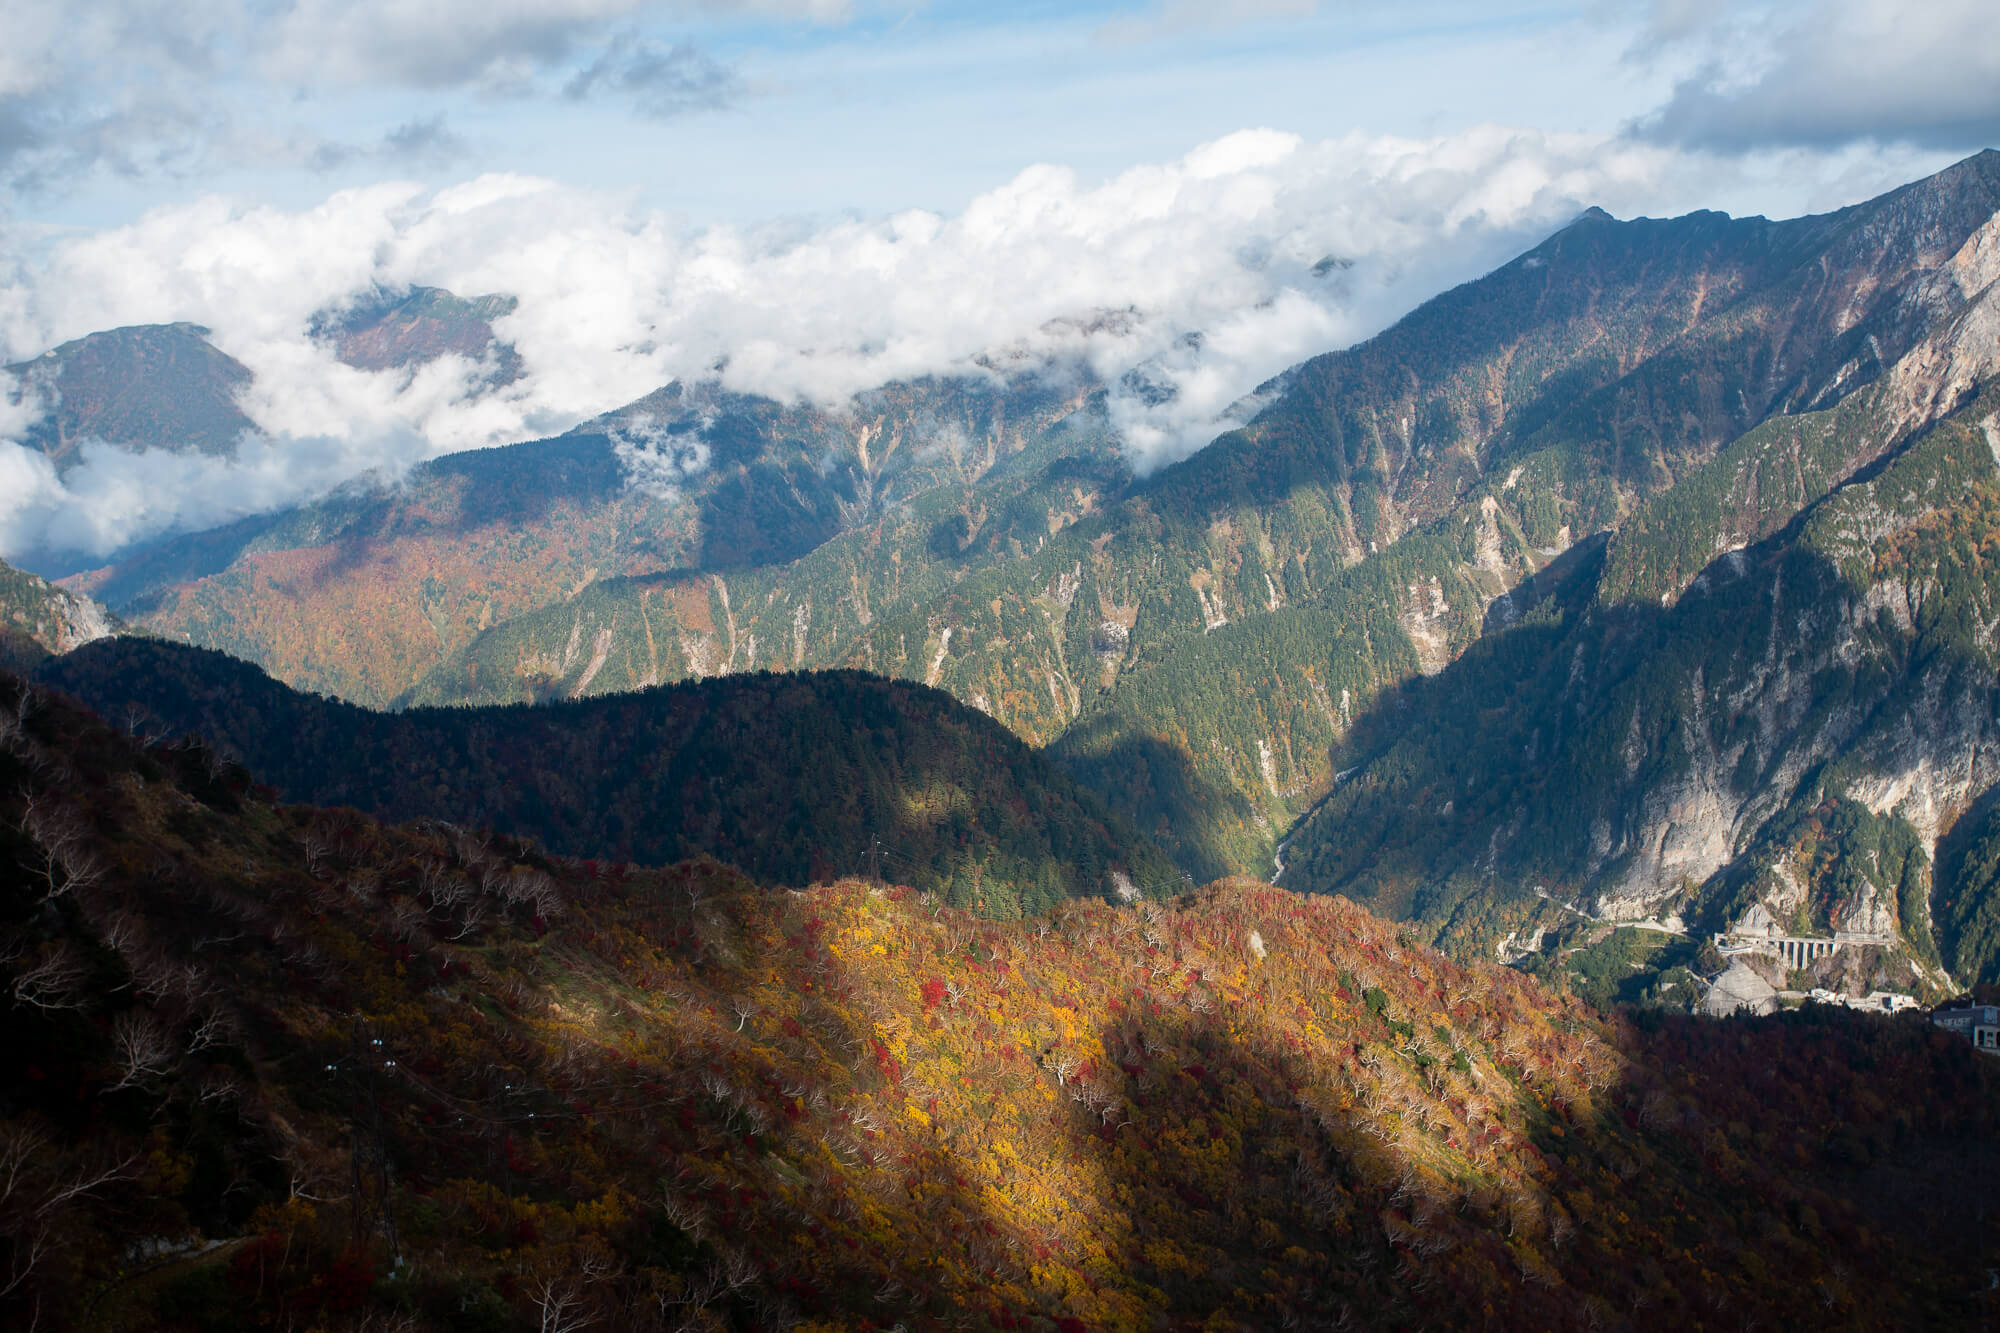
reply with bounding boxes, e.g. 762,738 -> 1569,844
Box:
0,1122 -> 139,1306
19,795 -> 103,902
10,944 -> 86,1012
525,1273 -> 593,1333
450,899 -> 489,941
107,1011 -> 176,1091
186,1007 -> 236,1054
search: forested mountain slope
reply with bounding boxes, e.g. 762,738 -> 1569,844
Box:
1029,152 -> 2000,878
38,637 -> 1171,913
415,153 -> 2000,882
44,155 -> 2000,896
402,399 -> 1135,709
3,670 -> 1994,1331
1281,375 -> 2000,992
70,372 -> 1101,706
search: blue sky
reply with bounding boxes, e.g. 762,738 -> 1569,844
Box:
12,0 -> 1989,229
1,0 -> 1996,561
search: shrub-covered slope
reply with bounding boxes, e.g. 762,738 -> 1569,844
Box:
2,671 -> 1995,1331
39,638 -> 1171,914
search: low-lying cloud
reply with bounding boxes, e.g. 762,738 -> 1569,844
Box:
610,413 -> 714,500
0,125 -> 1789,565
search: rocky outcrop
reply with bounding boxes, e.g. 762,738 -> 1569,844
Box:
0,558 -> 119,661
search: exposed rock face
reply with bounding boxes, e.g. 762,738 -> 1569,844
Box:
1399,575 -> 1454,675
1879,215 -> 2000,435
1283,368 -> 2000,985
0,558 -> 120,663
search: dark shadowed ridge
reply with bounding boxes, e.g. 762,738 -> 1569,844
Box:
38,636 -> 1177,914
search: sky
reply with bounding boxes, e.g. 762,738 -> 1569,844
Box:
1,0 -> 1997,563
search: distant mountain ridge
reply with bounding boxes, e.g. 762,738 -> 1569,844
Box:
309,283 -> 521,379
370,153 -> 2000,884
2,284 -> 518,490
69,371 -> 1104,704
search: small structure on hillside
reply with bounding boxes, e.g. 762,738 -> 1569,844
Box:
1931,1002 -> 2000,1055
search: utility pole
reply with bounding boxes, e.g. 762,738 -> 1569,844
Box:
867,836 -> 882,883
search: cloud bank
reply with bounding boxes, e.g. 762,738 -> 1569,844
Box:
0,125 -> 1767,564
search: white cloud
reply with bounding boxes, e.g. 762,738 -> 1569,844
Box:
0,123 -> 1860,563
259,0 -> 846,91
0,429 -> 427,564
0,0 -> 846,194
1634,0 -> 2000,151
611,413 -> 713,500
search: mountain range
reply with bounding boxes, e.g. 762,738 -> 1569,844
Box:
8,143 -> 2000,1333
37,635 -> 1175,913
23,151 -> 2000,1006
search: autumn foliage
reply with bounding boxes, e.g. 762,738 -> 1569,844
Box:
1,672 -> 1996,1331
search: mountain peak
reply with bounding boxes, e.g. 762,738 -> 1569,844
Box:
3,323 -> 254,471
309,283 -> 521,379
